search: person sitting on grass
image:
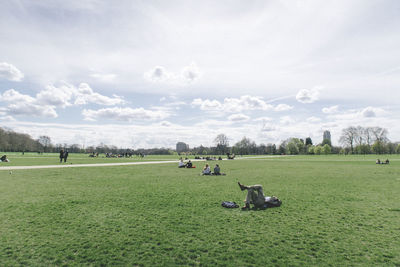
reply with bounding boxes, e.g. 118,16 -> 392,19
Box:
238,182 -> 266,210
202,164 -> 211,175
385,159 -> 390,164
178,159 -> 186,168
376,159 -> 381,164
0,155 -> 9,162
186,160 -> 193,168
213,164 -> 221,175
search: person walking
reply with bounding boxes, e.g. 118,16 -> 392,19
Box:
64,150 -> 69,163
59,149 -> 64,163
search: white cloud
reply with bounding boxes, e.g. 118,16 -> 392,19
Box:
0,89 -> 57,118
0,62 -> 24,81
322,105 -> 339,114
280,116 -> 294,125
191,98 -> 223,110
296,88 -> 321,103
0,83 -> 125,118
144,66 -> 172,82
0,89 -> 35,103
75,83 -> 125,106
192,95 -> 274,113
274,104 -> 293,111
7,102 -> 57,118
260,121 -> 276,132
0,115 -> 16,121
36,84 -> 74,108
360,106 -> 385,118
181,62 -> 201,83
307,116 -> 321,122
160,121 -> 172,127
82,107 -> 169,122
90,73 -> 117,82
254,116 -> 273,122
144,63 -> 201,85
228,113 -> 250,122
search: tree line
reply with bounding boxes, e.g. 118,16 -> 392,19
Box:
1,126 -> 399,155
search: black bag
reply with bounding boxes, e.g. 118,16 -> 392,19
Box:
221,201 -> 239,208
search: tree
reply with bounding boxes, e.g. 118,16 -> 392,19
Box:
396,144 -> 400,154
372,141 -> 386,154
314,145 -> 322,155
386,142 -> 397,154
371,127 -> 388,143
38,135 -> 52,152
322,144 -> 331,155
285,138 -> 304,154
321,138 -> 331,146
233,137 -> 256,155
305,137 -> 313,146
356,144 -> 370,155
339,127 -> 357,153
286,141 -> 299,155
214,134 -> 229,154
265,143 -> 277,154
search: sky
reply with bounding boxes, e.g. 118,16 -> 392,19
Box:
1,0 -> 400,149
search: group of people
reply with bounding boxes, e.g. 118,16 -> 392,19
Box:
376,159 -> 390,164
59,149 -> 69,163
176,157 -> 280,210
178,158 -> 194,168
202,163 -> 224,175
177,158 -> 224,175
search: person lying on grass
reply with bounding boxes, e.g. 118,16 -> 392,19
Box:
238,182 -> 281,210
238,182 -> 265,210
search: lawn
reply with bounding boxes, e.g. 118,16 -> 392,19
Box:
0,152 -> 181,166
0,155 -> 399,266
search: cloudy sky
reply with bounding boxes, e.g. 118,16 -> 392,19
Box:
1,0 -> 399,148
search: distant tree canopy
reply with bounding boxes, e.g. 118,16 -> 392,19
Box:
339,126 -> 390,154
0,127 -> 42,152
1,126 -> 399,155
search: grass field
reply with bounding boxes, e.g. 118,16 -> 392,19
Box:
0,154 -> 399,266
0,152 -> 180,166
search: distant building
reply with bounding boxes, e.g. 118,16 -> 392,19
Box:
176,142 -> 189,153
323,130 -> 331,142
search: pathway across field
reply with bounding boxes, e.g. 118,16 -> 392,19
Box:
0,156 -> 285,171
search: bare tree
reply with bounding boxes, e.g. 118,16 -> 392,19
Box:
38,135 -> 52,152
371,127 -> 388,143
339,126 -> 357,153
214,134 -> 229,154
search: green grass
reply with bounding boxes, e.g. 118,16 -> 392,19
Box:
0,155 -> 399,266
0,152 -> 181,166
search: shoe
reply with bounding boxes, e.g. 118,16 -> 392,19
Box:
241,203 -> 250,210
238,182 -> 246,191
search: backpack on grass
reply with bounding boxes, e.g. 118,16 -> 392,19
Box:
221,201 -> 239,208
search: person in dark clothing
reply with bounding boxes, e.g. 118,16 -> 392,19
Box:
64,151 -> 69,163
186,160 -> 193,168
213,164 -> 221,175
59,150 -> 64,163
